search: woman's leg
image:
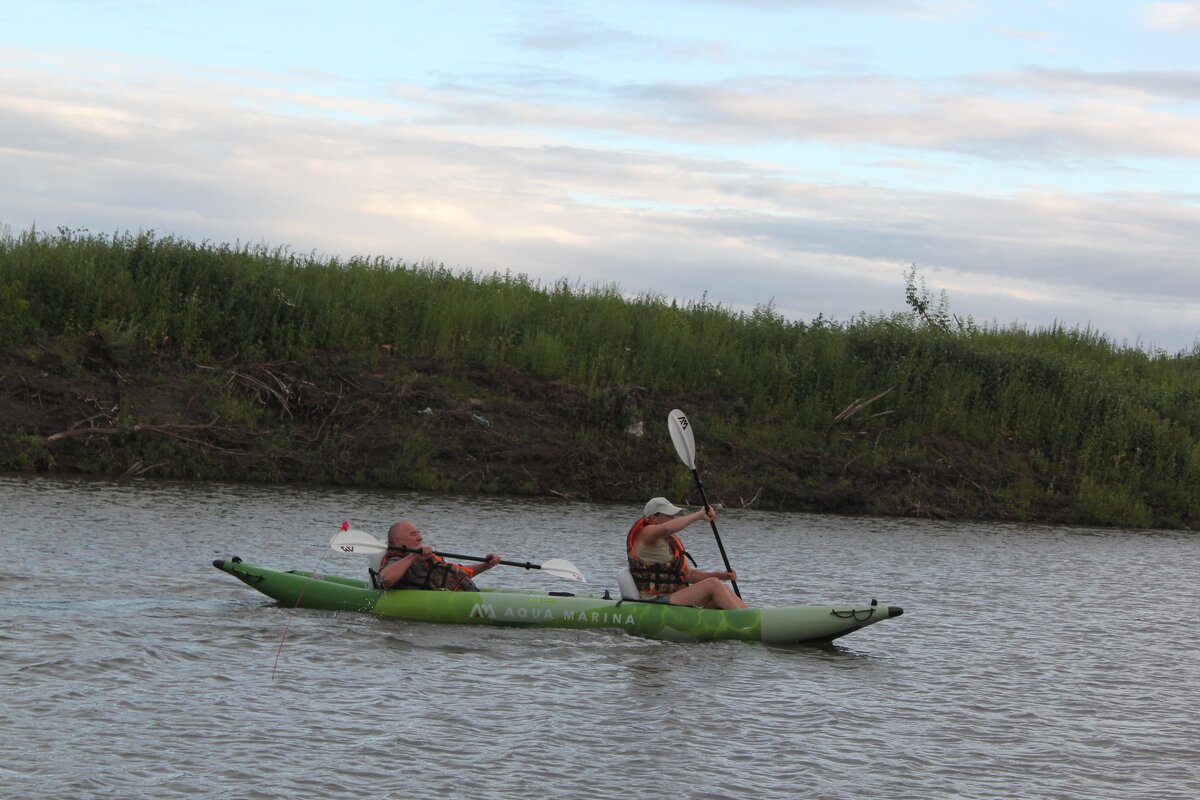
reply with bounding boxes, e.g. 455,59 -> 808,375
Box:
667,577 -> 747,610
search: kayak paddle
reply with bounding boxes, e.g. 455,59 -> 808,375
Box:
667,408 -> 741,598
329,528 -> 587,583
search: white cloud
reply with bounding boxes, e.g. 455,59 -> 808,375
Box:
1146,2 -> 1200,31
992,26 -> 1054,41
395,68 -> 1200,162
1,49 -> 1197,352
695,0 -> 966,17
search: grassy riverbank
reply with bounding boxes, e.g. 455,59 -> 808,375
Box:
2,228 -> 1197,528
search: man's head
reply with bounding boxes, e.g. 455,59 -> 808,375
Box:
387,520 -> 423,549
643,497 -> 684,521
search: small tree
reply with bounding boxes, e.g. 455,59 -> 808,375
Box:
904,264 -> 962,332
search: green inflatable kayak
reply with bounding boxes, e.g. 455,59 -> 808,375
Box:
213,557 -> 903,644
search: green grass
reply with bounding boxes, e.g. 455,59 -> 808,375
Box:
3,226 -> 1198,527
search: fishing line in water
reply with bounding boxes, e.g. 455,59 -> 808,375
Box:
271,520 -> 346,680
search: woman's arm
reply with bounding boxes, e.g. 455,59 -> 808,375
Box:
638,507 -> 717,546
683,564 -> 737,584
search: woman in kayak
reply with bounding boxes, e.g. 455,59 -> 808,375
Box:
378,520 -> 501,592
627,497 -> 747,609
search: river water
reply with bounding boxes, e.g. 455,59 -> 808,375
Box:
1,474 -> 1197,799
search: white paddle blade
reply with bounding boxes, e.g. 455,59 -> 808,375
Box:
540,559 -> 587,583
667,408 -> 697,469
329,529 -> 388,555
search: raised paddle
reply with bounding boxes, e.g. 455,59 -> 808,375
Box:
329,528 -> 588,583
667,408 -> 741,599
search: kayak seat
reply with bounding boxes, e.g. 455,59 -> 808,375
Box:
616,568 -> 640,601
368,552 -> 384,589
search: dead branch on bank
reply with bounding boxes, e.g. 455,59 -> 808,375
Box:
42,416 -> 260,459
44,419 -> 229,444
831,387 -> 894,428
228,366 -> 296,416
738,487 -> 764,508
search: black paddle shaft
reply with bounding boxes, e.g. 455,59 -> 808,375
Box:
690,469 -> 741,599
388,545 -> 542,571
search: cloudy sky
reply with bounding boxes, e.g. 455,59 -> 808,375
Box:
3,0 -> 1198,353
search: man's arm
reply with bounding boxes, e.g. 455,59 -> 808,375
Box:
377,545 -> 434,588
459,553 -> 502,577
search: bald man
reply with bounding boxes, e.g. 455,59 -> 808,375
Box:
377,520 -> 501,592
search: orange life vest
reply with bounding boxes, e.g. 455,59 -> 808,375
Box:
626,517 -> 689,595
380,550 -> 479,592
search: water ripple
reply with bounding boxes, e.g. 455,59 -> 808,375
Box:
1,475 -> 1198,799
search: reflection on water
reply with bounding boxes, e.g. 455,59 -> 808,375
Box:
1,473 -> 1198,799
